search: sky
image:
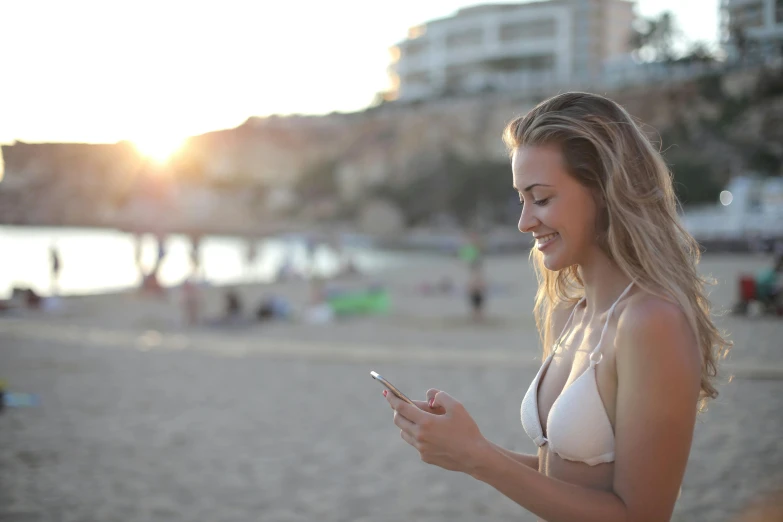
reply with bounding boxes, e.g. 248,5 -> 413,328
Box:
0,0 -> 720,151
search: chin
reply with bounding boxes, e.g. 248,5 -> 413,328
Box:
542,255 -> 567,272
540,248 -> 576,272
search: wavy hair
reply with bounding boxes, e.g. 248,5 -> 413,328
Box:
502,92 -> 730,408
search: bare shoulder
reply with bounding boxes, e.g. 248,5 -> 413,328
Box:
615,293 -> 701,377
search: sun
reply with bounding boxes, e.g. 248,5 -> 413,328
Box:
132,135 -> 185,164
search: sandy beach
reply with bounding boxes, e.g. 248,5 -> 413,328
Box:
1,252 -> 782,522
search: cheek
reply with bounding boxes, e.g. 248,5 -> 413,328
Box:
559,196 -> 598,242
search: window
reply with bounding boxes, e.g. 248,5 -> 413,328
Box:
446,28 -> 483,49
499,19 -> 556,42
404,41 -> 428,57
485,54 -> 555,72
734,4 -> 764,27
405,72 -> 431,84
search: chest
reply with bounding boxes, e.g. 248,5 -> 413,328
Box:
537,323 -> 620,436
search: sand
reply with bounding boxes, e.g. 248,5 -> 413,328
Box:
0,252 -> 781,522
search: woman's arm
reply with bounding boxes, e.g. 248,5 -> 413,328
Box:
466,297 -> 702,522
469,445 -> 627,522
487,441 -> 538,469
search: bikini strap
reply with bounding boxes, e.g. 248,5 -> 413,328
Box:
552,297 -> 586,354
589,282 -> 635,366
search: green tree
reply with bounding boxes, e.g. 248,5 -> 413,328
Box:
630,11 -> 681,62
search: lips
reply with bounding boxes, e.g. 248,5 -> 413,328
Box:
535,232 -> 559,250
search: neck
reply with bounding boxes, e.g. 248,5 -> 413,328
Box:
577,246 -> 632,318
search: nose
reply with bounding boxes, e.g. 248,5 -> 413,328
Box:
518,204 -> 540,234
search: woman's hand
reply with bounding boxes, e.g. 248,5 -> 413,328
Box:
384,388 -> 488,473
410,388 -> 446,415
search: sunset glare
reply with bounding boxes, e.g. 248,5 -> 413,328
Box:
132,136 -> 185,164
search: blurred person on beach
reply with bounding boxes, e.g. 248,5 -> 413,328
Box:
458,229 -> 483,268
180,276 -> 201,326
138,234 -> 168,297
245,238 -> 258,276
733,254 -> 783,316
467,260 -> 486,322
382,92 -> 730,522
49,243 -> 61,295
154,234 -> 167,275
190,235 -> 202,279
755,254 -> 783,311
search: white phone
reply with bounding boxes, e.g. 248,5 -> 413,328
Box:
370,370 -> 415,405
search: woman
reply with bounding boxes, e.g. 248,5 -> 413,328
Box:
382,92 -> 730,522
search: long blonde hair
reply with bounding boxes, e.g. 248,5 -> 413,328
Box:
503,92 -> 730,408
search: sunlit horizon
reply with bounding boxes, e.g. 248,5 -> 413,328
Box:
132,135 -> 186,164
1,0 -> 720,146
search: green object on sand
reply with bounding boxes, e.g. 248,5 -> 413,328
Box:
327,289 -> 390,316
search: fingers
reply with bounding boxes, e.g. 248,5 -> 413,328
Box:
400,428 -> 419,449
393,408 -> 416,432
426,389 -> 440,403
385,391 -> 429,424
411,399 -> 445,415
430,391 -> 459,412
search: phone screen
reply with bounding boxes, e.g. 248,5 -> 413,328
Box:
370,371 -> 415,405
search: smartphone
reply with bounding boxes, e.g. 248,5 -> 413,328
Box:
370,370 -> 415,405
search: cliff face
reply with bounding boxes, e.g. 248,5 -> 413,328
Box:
2,65 -> 780,230
0,141 -> 144,226
187,65 -> 782,208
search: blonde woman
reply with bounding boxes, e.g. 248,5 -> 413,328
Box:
382,92 -> 730,522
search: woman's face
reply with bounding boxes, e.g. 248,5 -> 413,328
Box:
512,144 -> 600,271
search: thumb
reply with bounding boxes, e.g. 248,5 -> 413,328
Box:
430,391 -> 459,412
425,389 -> 441,403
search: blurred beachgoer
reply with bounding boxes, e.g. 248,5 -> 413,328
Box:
733,254 -> 783,316
304,276 -> 333,324
225,288 -> 242,319
304,235 -> 318,277
256,295 -> 291,321
458,230 -> 483,268
380,92 -> 730,522
467,261 -> 486,321
24,288 -> 42,309
244,238 -> 260,280
49,244 -> 61,295
181,277 -> 201,326
756,255 -> 783,310
155,235 -> 167,272
190,235 -> 202,278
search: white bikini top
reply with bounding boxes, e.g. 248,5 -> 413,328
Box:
520,282 -> 634,466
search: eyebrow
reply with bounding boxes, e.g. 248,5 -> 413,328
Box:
514,183 -> 552,192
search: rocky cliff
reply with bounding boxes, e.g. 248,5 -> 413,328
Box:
2,64 -> 781,231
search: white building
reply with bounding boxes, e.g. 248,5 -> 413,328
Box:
387,0 -> 635,101
682,176 -> 783,241
722,0 -> 783,61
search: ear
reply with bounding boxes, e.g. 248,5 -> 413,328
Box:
592,190 -> 611,252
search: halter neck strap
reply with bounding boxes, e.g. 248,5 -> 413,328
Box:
589,282 -> 635,365
552,297 -> 586,354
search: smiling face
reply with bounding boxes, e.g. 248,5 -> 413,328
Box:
512,144 -> 601,271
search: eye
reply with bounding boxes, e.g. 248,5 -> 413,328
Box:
534,198 -> 550,207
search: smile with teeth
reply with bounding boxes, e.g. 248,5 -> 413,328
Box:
535,232 -> 559,250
